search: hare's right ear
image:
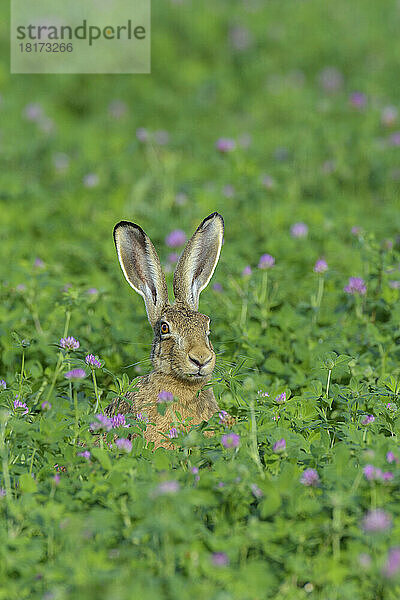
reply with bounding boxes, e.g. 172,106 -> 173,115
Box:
173,212 -> 224,311
113,221 -> 169,328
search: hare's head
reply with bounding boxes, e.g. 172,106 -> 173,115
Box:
113,213 -> 224,383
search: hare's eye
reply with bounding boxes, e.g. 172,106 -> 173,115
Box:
160,322 -> 170,335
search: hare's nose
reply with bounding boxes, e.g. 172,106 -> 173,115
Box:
189,354 -> 212,369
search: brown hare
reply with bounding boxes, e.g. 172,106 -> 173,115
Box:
106,212 -> 225,448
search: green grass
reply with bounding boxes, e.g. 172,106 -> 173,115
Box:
1,0 -> 400,598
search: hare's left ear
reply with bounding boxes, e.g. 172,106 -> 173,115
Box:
113,221 -> 169,328
173,212 -> 224,310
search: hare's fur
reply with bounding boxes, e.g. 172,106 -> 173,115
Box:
106,213 -> 224,448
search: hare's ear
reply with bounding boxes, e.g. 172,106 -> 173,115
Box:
173,212 -> 224,311
114,221 -> 169,327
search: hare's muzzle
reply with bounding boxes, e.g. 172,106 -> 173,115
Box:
188,352 -> 214,376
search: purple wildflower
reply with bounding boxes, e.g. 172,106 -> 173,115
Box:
351,226 -> 361,236
41,401 -> 51,411
383,239 -> 393,251
136,412 -> 148,423
363,465 -> 392,482
90,414 -> 112,432
211,552 -> 230,567
261,174 -> 275,189
222,184 -> 235,198
257,390 -> 269,398
300,468 -> 319,486
191,467 -> 200,482
386,451 -> 397,464
167,252 -> 179,264
0,380 -> 6,390
59,336 -> 80,351
16,284 -> 26,292
136,127 -> 149,142
389,281 -> 400,289
13,399 -> 28,415
24,102 -> 43,121
156,480 -> 180,495
108,99 -> 127,119
34,257 -> 45,268
87,287 -> 98,295
242,265 -> 252,277
250,483 -> 263,498
386,402 -> 397,410
175,192 -> 187,205
165,229 -> 186,248
53,474 -> 60,485
363,464 -> 375,479
361,415 -> 375,425
229,25 -> 252,51
0,488 -> 6,497
363,464 -> 381,481
77,451 -> 91,460
314,259 -> 328,273
322,160 -> 336,174
216,138 -> 236,153
64,368 -> 86,380
83,173 -> 99,188
358,553 -> 372,568
115,438 -> 132,453
383,547 -> 400,578
167,427 -> 178,439
274,392 -> 286,404
221,433 -> 240,448
362,509 -> 392,533
85,354 -> 102,368
350,92 -> 367,109
218,410 -> 229,424
344,277 -> 367,296
213,282 -> 223,292
158,390 -> 174,403
274,147 -> 289,161
318,66 -> 343,93
111,414 -> 128,429
381,106 -> 398,127
390,132 -> 400,146
258,254 -> 275,269
290,222 -> 308,238
39,117 -> 54,134
273,438 -> 286,453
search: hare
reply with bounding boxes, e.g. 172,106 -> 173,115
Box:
105,212 -> 225,448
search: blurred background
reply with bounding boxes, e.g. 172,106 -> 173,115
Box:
1,0 -> 400,376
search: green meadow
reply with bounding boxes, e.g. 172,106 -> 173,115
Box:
1,1 -> 400,598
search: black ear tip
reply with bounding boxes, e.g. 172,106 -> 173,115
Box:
201,212 -> 224,229
113,221 -> 146,244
